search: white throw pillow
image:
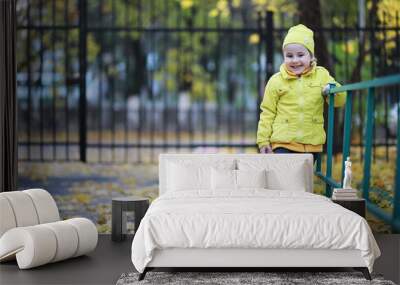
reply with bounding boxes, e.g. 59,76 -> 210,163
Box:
265,164 -> 307,191
211,169 -> 267,191
166,159 -> 236,192
237,157 -> 310,191
211,168 -> 236,190
167,162 -> 211,191
236,170 -> 267,189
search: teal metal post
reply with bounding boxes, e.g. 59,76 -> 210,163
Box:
393,99 -> 400,233
316,154 -> 321,172
341,90 -> 353,186
362,88 -> 375,200
325,93 -> 335,197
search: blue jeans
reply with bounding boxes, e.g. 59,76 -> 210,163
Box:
273,147 -> 319,163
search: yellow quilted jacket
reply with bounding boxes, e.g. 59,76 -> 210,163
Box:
256,64 -> 346,150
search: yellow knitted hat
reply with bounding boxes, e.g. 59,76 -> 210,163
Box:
282,24 -> 314,55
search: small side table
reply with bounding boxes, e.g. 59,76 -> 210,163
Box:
112,196 -> 149,242
332,198 -> 366,218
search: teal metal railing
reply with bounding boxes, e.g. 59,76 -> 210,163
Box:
315,74 -> 400,233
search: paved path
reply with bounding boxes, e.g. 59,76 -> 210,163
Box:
18,162 -> 159,233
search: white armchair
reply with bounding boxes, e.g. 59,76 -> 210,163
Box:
0,189 -> 98,269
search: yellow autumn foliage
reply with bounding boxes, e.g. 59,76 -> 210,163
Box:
74,193 -> 91,205
180,0 -> 194,9
249,33 -> 260,44
209,8 -> 219,17
374,0 -> 400,50
341,40 -> 356,54
232,0 -> 241,8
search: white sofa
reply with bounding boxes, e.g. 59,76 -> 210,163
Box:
0,189 -> 98,269
132,153 -> 379,281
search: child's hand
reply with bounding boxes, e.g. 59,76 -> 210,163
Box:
322,83 -> 336,96
260,145 -> 273,154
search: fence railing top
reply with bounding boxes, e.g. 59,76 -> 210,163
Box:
330,74 -> 400,94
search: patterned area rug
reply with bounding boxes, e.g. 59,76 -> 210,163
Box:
116,271 -> 395,285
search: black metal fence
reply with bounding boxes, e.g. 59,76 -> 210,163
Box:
16,0 -> 400,163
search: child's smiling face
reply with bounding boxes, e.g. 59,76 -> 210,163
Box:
283,44 -> 312,75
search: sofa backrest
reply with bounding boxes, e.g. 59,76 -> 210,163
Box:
159,153 -> 314,195
0,189 -> 60,237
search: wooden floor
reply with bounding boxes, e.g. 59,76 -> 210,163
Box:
1,234 -> 399,285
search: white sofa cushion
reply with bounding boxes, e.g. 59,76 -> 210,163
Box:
0,225 -> 57,268
65,218 -> 98,257
1,191 -> 39,227
24,189 -> 60,223
0,196 -> 17,237
0,218 -> 97,269
42,221 -> 79,262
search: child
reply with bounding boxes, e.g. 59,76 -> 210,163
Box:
256,24 -> 346,161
